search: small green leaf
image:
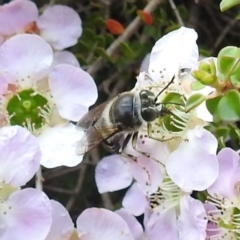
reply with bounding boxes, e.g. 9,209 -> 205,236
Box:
230,67 -> 240,87
216,127 -> 230,138
185,93 -> 206,112
220,0 -> 240,11
218,89 -> 240,121
192,70 -> 209,81
199,61 -> 211,73
161,92 -> 184,105
95,47 -> 112,62
209,58 -> 217,76
206,96 -> 222,118
190,81 -> 205,90
217,46 -> 240,77
119,42 -> 134,57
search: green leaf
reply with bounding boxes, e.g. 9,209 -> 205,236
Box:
218,89 -> 240,121
95,47 -> 112,62
220,0 -> 240,11
217,46 -> 240,77
206,96 -> 222,119
161,92 -> 184,105
230,67 -> 240,87
190,81 -> 205,90
185,93 -> 206,112
119,42 -> 134,58
199,61 -> 211,73
216,127 -> 230,138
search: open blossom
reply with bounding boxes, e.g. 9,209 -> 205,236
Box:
0,125 -> 52,240
117,195 -> 207,240
95,27 -> 218,201
0,0 -> 82,50
206,148 -> 240,239
0,34 -> 98,167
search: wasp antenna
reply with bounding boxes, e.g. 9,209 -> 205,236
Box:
156,102 -> 184,106
154,75 -> 175,103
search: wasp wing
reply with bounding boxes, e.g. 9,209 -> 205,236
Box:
76,125 -> 119,155
76,101 -> 112,130
76,98 -> 120,155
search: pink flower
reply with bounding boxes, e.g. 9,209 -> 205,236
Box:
206,148 -> 240,239
116,208 -> 179,240
0,125 -> 52,240
0,34 -> 97,168
0,0 -> 82,50
0,188 -> 52,240
0,125 -> 40,187
44,200 -> 74,240
95,153 -> 163,194
76,208 -> 134,240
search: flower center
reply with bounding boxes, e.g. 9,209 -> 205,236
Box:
6,89 -> 50,133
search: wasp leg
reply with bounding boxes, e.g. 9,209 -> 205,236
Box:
119,133 -> 151,186
131,130 -> 164,166
147,123 -> 181,142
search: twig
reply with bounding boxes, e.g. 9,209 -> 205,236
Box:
168,0 -> 184,26
43,164 -> 84,181
212,18 -> 238,55
89,148 -> 114,210
87,0 -> 163,77
44,185 -> 75,194
36,167 -> 43,191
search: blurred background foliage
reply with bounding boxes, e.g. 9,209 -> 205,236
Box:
2,0 -> 240,221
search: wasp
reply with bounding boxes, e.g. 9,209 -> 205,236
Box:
76,76 -> 176,155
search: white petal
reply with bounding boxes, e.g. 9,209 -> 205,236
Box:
140,53 -> 150,72
208,148 -> 240,199
0,74 -> 8,94
122,182 -> 148,216
37,5 -> 82,50
45,200 -> 74,240
127,156 -> 163,194
0,34 -> 52,83
49,64 -> 97,121
0,188 -> 52,240
0,126 -> 41,186
145,208 -> 179,240
178,195 -> 207,240
116,208 -> 144,239
76,208 -> 134,240
95,155 -> 133,193
0,0 -> 38,35
149,27 -> 198,82
166,126 -> 219,191
38,123 -> 83,168
51,51 -> 80,68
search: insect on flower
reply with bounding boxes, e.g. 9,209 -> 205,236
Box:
76,76 -> 181,156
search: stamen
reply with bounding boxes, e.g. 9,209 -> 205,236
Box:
16,94 -> 21,101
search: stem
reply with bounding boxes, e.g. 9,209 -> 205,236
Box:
36,166 -> 43,191
87,0 -> 163,77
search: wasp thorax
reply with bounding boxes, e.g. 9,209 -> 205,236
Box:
139,90 -> 159,122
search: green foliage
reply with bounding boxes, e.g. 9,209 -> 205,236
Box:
217,46 -> 240,78
185,93 -> 206,113
220,0 -> 240,11
218,90 -> 240,121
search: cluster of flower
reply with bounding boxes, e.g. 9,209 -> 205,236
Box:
94,28 -> 240,239
0,0 -> 239,239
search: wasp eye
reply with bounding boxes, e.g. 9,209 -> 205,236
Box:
141,108 -> 157,122
139,90 -> 149,99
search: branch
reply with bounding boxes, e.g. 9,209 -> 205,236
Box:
87,0 -> 163,77
168,0 -> 184,26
